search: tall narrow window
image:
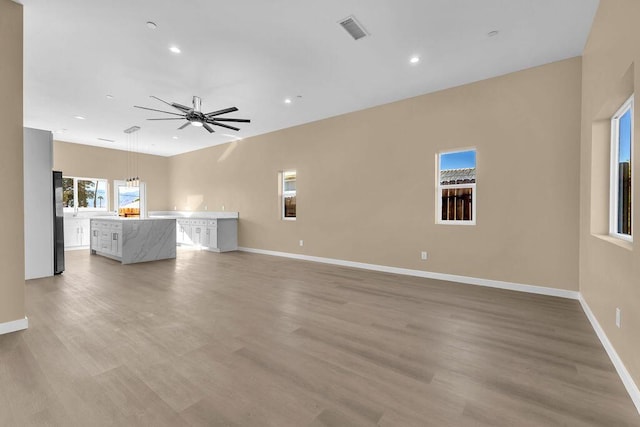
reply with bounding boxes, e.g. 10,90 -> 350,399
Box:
114,180 -> 146,218
282,170 -> 297,220
611,95 -> 634,240
437,149 -> 476,224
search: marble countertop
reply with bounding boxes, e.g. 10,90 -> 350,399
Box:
148,211 -> 239,219
90,217 -> 175,222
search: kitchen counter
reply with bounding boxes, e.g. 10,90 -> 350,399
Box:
148,211 -> 239,219
148,211 -> 238,252
90,217 -> 176,264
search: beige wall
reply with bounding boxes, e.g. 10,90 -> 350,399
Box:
53,141 -> 170,212
169,57 -> 582,291
580,0 -> 640,388
0,0 -> 25,324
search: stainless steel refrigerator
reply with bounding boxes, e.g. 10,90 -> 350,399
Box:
53,171 -> 65,274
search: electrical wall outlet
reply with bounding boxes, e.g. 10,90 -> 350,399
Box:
299,240 -> 304,247
421,251 -> 428,260
616,307 -> 621,328
222,205 -> 225,211
204,205 -> 208,211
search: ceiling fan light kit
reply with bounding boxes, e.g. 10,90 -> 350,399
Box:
134,96 -> 250,134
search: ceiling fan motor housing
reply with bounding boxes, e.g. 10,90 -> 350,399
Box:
192,96 -> 202,112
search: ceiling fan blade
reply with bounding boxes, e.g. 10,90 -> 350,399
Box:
205,107 -> 238,117
150,95 -> 191,113
146,117 -> 186,120
207,121 -> 240,131
171,103 -> 190,112
202,123 -> 215,133
178,122 -> 191,130
134,105 -> 185,116
208,118 -> 250,123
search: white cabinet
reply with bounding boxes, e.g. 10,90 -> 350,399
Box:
155,214 -> 237,253
64,217 -> 90,248
204,220 -> 218,249
176,219 -> 191,245
190,219 -> 206,246
92,221 -> 122,257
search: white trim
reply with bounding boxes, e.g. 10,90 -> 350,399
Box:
0,317 -> 28,335
238,247 -> 579,299
239,247 -> 640,413
579,295 -> 640,414
437,148 -> 477,225
281,170 -> 297,220
609,95 -> 634,241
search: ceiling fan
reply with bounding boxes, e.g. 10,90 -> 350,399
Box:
134,96 -> 250,134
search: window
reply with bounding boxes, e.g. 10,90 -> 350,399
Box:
437,149 -> 476,224
114,180 -> 146,218
62,176 -> 108,212
610,95 -> 634,240
282,170 -> 296,220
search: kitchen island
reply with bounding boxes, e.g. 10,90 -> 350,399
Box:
90,217 -> 176,264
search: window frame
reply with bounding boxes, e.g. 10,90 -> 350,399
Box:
113,180 -> 147,218
436,148 -> 477,226
610,95 -> 634,242
62,176 -> 109,213
281,170 -> 297,221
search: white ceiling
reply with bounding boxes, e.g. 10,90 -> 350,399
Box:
20,0 -> 599,157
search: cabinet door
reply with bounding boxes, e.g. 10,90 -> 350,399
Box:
99,225 -> 112,254
206,226 -> 217,249
64,218 -> 78,248
113,231 -> 122,257
191,219 -> 207,246
177,220 -> 190,244
80,219 -> 91,246
90,224 -> 100,250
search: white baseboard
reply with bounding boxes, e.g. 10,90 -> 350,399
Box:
579,295 -> 640,414
0,317 -> 28,335
238,247 -> 639,413
238,247 -> 579,300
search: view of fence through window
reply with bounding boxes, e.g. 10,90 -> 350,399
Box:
438,149 -> 476,223
282,170 -> 297,219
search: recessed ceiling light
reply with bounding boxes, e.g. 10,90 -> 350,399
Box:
106,94 -> 114,99
169,46 -> 181,54
172,136 -> 179,139
410,56 -> 420,64
146,21 -> 157,30
284,98 -> 292,104
488,30 -> 499,37
74,115 -> 85,120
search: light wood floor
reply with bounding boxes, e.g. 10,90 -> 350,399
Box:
1,249 -> 638,426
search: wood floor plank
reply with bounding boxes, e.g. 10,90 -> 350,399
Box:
0,248 -> 636,426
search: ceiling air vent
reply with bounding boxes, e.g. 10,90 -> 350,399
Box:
338,15 -> 368,40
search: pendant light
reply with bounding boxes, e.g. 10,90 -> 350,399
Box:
123,125 -> 141,187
